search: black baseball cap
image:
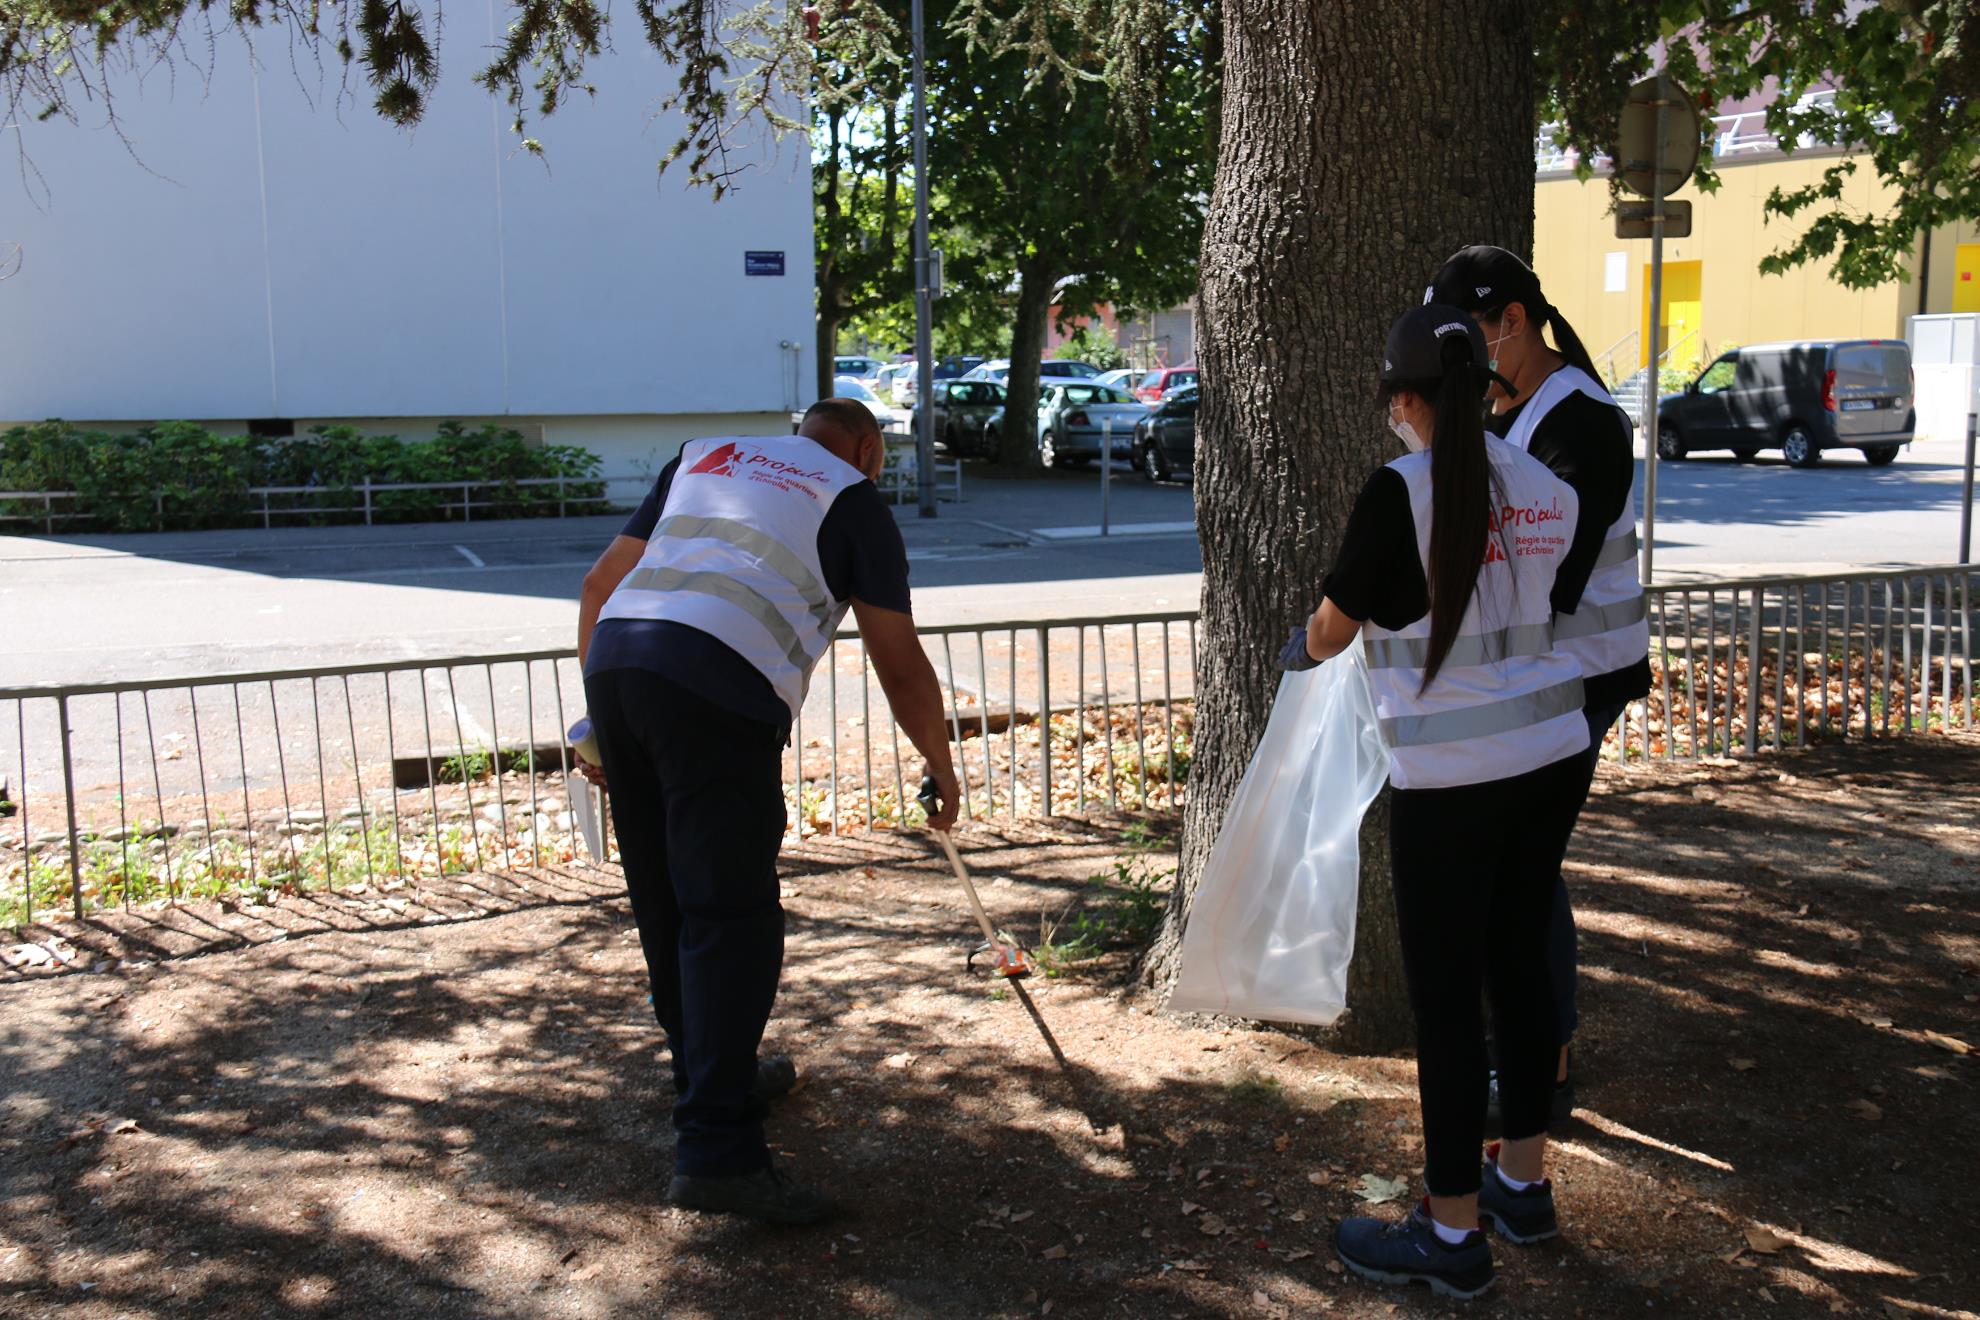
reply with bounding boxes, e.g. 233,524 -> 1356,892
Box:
1423,245 -> 1548,318
1381,304 -> 1490,385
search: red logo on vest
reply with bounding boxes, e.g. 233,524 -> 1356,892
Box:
687,442 -> 744,477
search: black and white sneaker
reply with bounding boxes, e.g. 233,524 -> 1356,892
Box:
1335,1198 -> 1495,1300
1477,1141 -> 1560,1244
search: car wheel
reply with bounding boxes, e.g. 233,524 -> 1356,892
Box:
1655,424 -> 1686,461
1731,446 -> 1760,463
1141,438 -> 1170,482
1039,430 -> 1059,469
1863,445 -> 1900,467
1781,425 -> 1819,468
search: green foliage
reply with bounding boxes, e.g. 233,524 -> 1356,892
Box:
1536,0 -> 1979,289
0,420 -> 603,533
1053,326 -> 1128,371
1033,822 -> 1175,973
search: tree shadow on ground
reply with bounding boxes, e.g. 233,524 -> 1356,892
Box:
1,741 -> 1976,1317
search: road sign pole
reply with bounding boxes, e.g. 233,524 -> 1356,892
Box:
1962,412 -> 1975,563
1100,419 -> 1112,536
911,0 -> 937,519
1641,98 -> 1667,588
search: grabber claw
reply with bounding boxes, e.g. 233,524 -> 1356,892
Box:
968,939 -> 1035,980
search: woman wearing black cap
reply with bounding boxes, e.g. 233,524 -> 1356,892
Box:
1292,305 -> 1590,1299
1424,245 -> 1652,1118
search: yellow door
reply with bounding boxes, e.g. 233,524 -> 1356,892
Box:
1642,260 -> 1705,373
1954,243 -> 1980,313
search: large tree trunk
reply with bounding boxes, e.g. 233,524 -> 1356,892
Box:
816,308 -> 842,403
996,262 -> 1059,472
1143,0 -> 1537,1052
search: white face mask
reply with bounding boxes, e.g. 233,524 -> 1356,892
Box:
1485,322 -> 1517,376
1388,404 -> 1427,454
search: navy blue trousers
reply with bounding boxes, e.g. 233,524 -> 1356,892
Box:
584,666 -> 788,1178
1548,699 -> 1628,1044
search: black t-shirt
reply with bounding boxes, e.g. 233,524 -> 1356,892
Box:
586,448 -> 913,727
1487,382 -> 1652,709
1321,468 -> 1428,632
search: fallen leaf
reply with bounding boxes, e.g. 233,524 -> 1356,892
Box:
1010,1209 -> 1034,1224
1041,1302 -> 1054,1317
108,1118 -> 142,1135
1198,1213 -> 1229,1236
1180,1200 -> 1202,1216
1355,1173 -> 1408,1205
1306,1171 -> 1330,1187
1251,1291 -> 1276,1312
1040,1243 -> 1067,1261
1325,1260 -> 1344,1275
1286,1248 -> 1314,1261
1163,1126 -> 1188,1146
1170,1259 -> 1211,1273
881,1052 -> 917,1070
1272,1134 -> 1291,1153
1856,1013 -> 1893,1029
1729,1058 -> 1758,1072
1921,1031 -> 1971,1056
1758,1287 -> 1777,1303
1745,1226 -> 1792,1255
1847,1099 -> 1884,1122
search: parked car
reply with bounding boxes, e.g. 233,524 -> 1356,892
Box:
833,375 -> 911,431
1133,364 -> 1198,404
1095,368 -> 1140,391
1134,385 -> 1197,481
1035,382 -> 1148,467
914,379 -> 1008,457
962,359 -> 1104,385
873,362 -> 913,402
834,354 -> 887,381
892,355 -> 986,405
1656,340 -> 1914,467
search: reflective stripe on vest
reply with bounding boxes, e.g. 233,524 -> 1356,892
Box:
617,565 -> 815,673
1362,620 -> 1556,671
651,513 -> 836,628
1594,528 -> 1639,571
1381,675 -> 1586,748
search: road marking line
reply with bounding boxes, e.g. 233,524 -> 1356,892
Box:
453,544 -> 486,568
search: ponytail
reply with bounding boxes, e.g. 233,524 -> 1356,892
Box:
1421,358 -> 1501,690
1543,306 -> 1601,382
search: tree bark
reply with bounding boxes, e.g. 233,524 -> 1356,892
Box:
1143,0 -> 1536,1053
996,261 -> 1059,472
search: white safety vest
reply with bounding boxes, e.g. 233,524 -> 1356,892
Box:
597,436 -> 866,720
1498,365 -> 1651,680
1362,438 -> 1590,790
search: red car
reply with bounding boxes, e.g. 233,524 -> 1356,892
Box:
1134,364 -> 1199,404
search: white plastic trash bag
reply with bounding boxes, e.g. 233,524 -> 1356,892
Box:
1167,647 -> 1393,1026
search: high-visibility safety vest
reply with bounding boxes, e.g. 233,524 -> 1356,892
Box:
1362,437 -> 1590,790
597,436 -> 868,721
1498,365 -> 1651,681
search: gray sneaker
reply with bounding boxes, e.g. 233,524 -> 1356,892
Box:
1335,1199 -> 1495,1300
668,1165 -> 832,1225
1477,1142 -> 1560,1244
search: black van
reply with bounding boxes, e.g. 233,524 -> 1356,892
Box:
1655,339 -> 1914,467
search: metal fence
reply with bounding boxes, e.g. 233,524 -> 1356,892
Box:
0,614 -> 1197,926
3,566 -> 1974,928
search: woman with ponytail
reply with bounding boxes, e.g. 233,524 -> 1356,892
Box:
1425,246 -> 1653,1124
1290,305 -> 1593,1300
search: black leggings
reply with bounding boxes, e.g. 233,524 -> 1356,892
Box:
1390,754 -> 1586,1196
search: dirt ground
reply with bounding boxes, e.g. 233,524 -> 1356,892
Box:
2,735 -> 1977,1319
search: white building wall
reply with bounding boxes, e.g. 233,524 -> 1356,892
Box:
0,14 -> 814,446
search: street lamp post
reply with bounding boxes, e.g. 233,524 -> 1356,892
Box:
910,0 -> 937,519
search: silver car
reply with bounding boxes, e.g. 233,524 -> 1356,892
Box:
1034,382 -> 1148,467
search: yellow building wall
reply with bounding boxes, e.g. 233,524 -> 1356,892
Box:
1533,154 -> 1912,380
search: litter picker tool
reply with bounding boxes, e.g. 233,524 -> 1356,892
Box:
918,775 -> 1093,1108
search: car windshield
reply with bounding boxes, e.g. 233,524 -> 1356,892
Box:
1059,385 -> 1135,406
834,377 -> 881,403
1834,345 -> 1910,390
1043,361 -> 1101,378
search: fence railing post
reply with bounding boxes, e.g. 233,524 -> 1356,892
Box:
57,693 -> 83,919
1744,591 -> 1762,756
362,476 -> 374,526
1036,626 -> 1052,817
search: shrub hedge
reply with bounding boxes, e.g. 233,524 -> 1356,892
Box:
0,421 -> 607,532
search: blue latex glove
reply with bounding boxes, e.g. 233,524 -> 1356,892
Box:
1277,625 -> 1319,672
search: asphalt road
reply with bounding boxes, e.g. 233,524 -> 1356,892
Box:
2,436 -> 1972,690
